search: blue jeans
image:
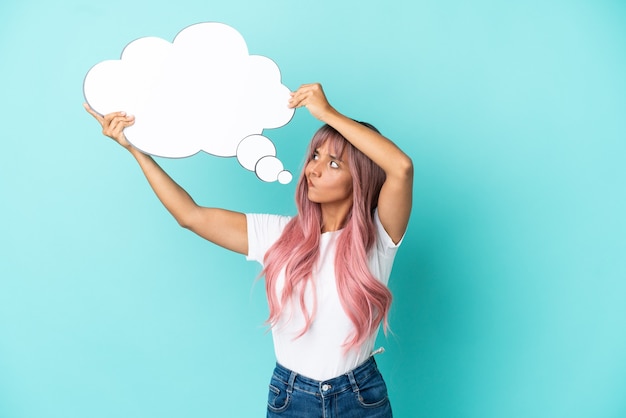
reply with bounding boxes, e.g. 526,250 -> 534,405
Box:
266,356 -> 392,418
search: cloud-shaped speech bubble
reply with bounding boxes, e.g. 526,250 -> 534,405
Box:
83,22 -> 294,184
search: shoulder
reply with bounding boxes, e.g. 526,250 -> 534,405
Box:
245,213 -> 293,262
246,213 -> 292,234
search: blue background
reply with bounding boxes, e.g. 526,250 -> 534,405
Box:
1,0 -> 625,417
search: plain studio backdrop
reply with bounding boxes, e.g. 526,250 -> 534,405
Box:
1,0 -> 625,417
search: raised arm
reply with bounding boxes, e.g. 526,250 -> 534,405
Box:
84,104 -> 248,255
288,84 -> 413,244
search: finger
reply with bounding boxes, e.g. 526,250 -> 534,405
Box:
103,112 -> 132,132
288,95 -> 307,109
108,115 -> 135,134
293,85 -> 310,97
102,114 -> 132,137
289,83 -> 321,107
83,103 -> 104,124
289,89 -> 310,105
103,111 -> 128,124
287,93 -> 299,107
296,83 -> 321,95
291,84 -> 309,96
108,120 -> 125,137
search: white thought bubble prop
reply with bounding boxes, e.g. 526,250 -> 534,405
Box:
83,22 -> 294,183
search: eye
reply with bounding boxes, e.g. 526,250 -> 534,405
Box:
312,152 -> 319,160
330,161 -> 340,169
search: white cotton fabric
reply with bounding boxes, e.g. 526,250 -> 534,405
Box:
246,210 -> 401,381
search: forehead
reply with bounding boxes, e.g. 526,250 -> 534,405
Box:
315,139 -> 346,159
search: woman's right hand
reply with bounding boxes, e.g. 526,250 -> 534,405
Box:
84,103 -> 135,150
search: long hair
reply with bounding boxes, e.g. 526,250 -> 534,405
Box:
261,123 -> 392,351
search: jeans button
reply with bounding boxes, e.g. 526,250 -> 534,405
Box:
322,384 -> 331,391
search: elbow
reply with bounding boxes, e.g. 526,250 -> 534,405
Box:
175,205 -> 204,231
175,211 -> 196,230
392,154 -> 413,181
177,217 -> 192,230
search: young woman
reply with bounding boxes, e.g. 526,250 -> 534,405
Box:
85,83 -> 413,417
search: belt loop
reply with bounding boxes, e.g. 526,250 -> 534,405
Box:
287,371 -> 297,395
347,369 -> 359,393
371,346 -> 385,356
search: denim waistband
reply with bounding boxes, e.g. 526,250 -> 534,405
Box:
272,356 -> 380,397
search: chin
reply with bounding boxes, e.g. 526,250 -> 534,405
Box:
307,192 -> 321,203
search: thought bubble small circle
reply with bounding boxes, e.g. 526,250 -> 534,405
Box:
236,134 -> 276,171
255,156 -> 285,182
277,170 -> 292,184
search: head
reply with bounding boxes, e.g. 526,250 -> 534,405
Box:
295,123 -> 386,224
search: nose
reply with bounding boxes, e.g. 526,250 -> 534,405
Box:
307,159 -> 321,177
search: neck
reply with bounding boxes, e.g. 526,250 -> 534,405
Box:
320,201 -> 352,233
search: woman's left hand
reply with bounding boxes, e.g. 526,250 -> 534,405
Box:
288,83 -> 338,122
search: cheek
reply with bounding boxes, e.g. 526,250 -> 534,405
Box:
338,174 -> 353,194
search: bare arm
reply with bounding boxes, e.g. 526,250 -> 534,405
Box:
84,104 -> 248,254
288,84 -> 413,244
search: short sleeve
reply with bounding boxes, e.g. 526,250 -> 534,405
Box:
374,208 -> 404,251
367,209 -> 404,286
246,213 -> 292,265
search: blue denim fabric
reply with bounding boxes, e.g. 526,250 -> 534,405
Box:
266,357 -> 392,418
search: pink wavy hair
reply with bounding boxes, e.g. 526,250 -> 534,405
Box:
261,123 -> 392,351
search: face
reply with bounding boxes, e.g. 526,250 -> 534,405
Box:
305,141 -> 353,207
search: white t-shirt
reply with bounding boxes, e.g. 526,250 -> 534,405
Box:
246,210 -> 401,381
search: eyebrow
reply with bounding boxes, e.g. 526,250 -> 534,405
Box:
314,148 -> 343,162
